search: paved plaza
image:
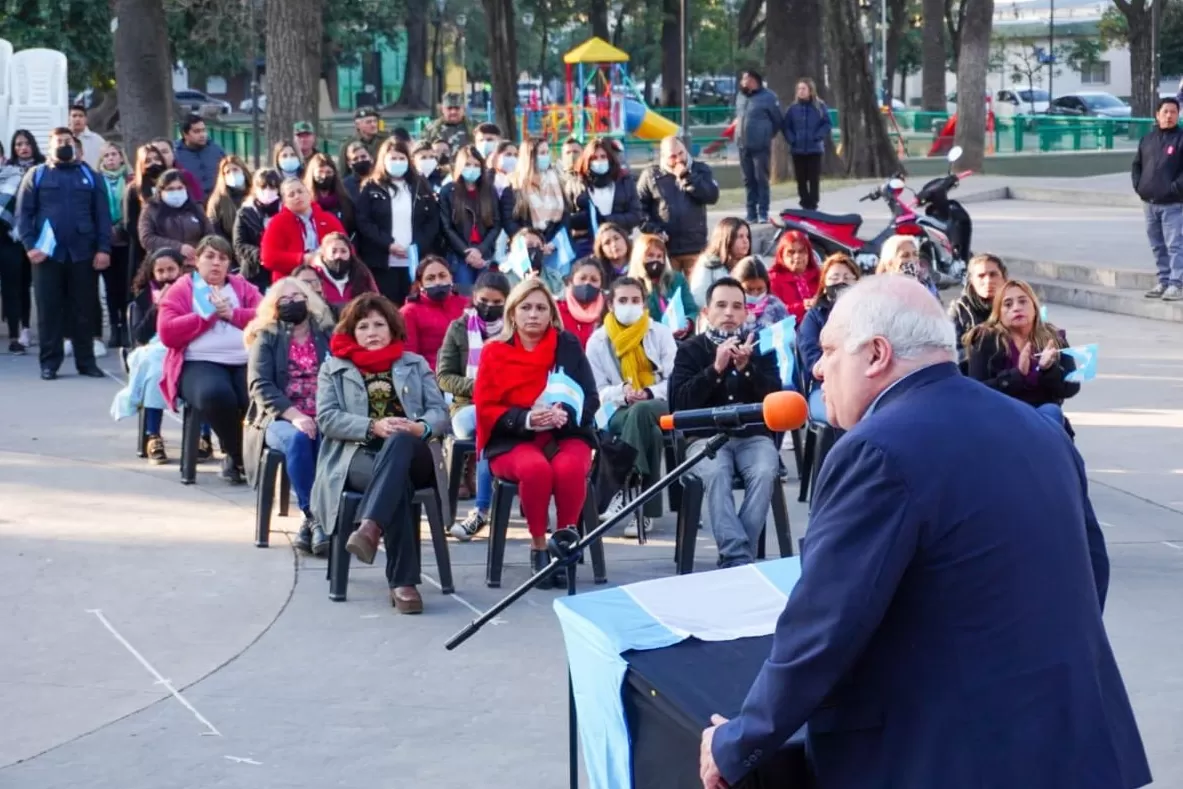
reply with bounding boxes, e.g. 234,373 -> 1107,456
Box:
2,181 -> 1182,787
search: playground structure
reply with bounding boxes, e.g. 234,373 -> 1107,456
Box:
522,37 -> 678,145
0,42 -> 69,153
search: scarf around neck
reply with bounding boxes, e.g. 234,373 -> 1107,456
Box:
525,170 -> 565,230
705,326 -> 747,346
604,312 -> 655,390
465,309 -> 503,379
564,288 -> 604,325
473,327 -> 558,451
329,333 -> 404,374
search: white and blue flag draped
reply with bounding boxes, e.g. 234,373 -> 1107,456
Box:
191,272 -> 216,318
594,399 -> 619,431
1062,343 -> 1098,383
554,558 -> 802,789
504,234 -> 533,279
661,286 -> 687,331
548,227 -> 577,278
757,316 -> 797,388
406,243 -> 420,280
34,219 -> 56,257
540,367 -> 586,422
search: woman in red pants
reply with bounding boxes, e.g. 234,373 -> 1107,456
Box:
474,278 -> 599,587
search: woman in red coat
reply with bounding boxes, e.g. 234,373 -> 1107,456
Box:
768,229 -> 820,324
260,178 -> 346,282
400,255 -> 468,372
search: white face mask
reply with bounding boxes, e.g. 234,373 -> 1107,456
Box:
225,170 -> 245,189
613,303 -> 644,326
417,158 -> 437,177
162,189 -> 188,208
256,188 -> 279,205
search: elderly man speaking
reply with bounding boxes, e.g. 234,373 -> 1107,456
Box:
699,276 -> 1150,789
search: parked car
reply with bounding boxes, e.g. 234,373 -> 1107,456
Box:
239,94 -> 267,112
997,88 -> 1051,115
1045,92 -> 1131,119
175,89 -> 231,117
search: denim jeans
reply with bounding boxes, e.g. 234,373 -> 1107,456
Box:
1143,202 -> 1183,287
144,407 -> 163,435
685,434 -> 780,567
265,419 -> 320,514
739,148 -> 771,217
451,404 -> 492,513
808,387 -> 828,424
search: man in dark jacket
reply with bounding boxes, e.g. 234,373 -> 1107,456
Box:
636,136 -> 720,273
734,70 -> 783,224
336,107 -> 390,175
17,127 -> 112,379
173,114 -> 226,196
1131,96 -> 1183,301
669,277 -> 782,567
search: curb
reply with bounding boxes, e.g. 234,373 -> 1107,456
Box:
1025,277 -> 1183,322
1005,186 -> 1143,209
1005,256 -> 1158,292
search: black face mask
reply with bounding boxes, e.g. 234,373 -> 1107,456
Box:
145,163 -> 166,179
644,261 -> 664,278
528,248 -> 545,272
350,160 -> 373,177
424,284 -> 452,302
827,283 -> 850,302
313,174 -> 335,188
325,256 -> 350,274
278,300 -> 308,324
55,145 -> 75,162
572,283 -> 601,305
474,302 -> 504,323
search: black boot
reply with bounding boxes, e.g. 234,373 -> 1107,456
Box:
294,517 -> 313,552
531,549 -> 558,590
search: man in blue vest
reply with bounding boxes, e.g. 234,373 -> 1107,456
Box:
17,127 -> 112,379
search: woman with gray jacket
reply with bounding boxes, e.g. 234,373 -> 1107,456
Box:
244,276 -> 334,555
311,292 -> 449,614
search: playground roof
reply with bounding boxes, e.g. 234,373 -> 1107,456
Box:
564,37 -> 630,64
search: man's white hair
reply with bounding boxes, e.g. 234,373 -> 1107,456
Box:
831,274 -> 956,360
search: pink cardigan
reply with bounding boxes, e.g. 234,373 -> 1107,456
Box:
157,273 -> 261,409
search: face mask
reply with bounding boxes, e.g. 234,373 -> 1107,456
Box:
474,302 -> 504,323
278,156 -> 301,173
644,260 -> 664,278
162,189 -> 188,208
827,282 -> 851,301
145,163 -> 166,179
572,283 -> 601,305
535,154 -> 551,171
351,160 -> 373,177
461,166 -> 482,184
499,155 -> 517,173
613,303 -> 643,326
745,293 -> 767,306
385,159 -> 408,178
417,158 -> 438,177
55,145 -> 75,162
325,254 -> 351,273
477,140 -> 496,157
424,284 -> 451,302
313,174 -> 335,188
590,160 -> 610,176
278,300 -> 308,324
256,188 -> 279,205
528,247 -> 545,272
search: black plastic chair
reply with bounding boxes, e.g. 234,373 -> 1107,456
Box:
484,476 -> 607,589
254,447 -> 293,547
444,436 -> 476,526
178,404 -> 200,485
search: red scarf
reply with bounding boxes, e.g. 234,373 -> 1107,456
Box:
329,333 -> 405,374
473,327 -> 558,452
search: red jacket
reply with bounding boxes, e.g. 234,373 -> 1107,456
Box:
557,299 -> 599,350
314,264 -> 378,309
769,263 -> 820,325
260,205 -> 346,282
401,291 -> 469,371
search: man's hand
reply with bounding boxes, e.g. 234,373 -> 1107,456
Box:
27,249 -> 47,264
732,334 -> 756,372
700,714 -> 730,789
713,337 -> 737,374
93,252 -> 111,271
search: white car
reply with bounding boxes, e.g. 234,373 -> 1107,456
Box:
997,88 -> 1050,115
175,89 -> 231,116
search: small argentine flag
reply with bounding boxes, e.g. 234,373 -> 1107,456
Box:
757,316 -> 798,388
1062,343 -> 1098,383
1039,304 -> 1048,322
662,287 -> 687,331
594,399 -> 618,430
540,368 -> 586,423
505,235 -> 532,279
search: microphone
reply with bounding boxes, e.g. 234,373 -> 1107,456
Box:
658,390 -> 808,433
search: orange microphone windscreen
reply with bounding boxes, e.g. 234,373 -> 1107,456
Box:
658,413 -> 675,430
762,390 -> 809,432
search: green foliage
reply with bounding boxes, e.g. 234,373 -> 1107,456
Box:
1059,38 -> 1106,75
323,0 -> 408,67
166,0 -> 256,78
1098,5 -> 1130,47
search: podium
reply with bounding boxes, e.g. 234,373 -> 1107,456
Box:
554,557 -> 813,789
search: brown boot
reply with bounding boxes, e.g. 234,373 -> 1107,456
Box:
346,519 -> 381,565
391,586 -> 423,614
457,453 -> 477,500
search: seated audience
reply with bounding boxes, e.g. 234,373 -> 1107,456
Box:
690,216 -> 751,308
138,169 -> 215,262
436,270 -> 512,540
304,153 -> 355,234
474,279 -> 599,586
965,279 -> 1080,427
232,168 -> 283,292
273,140 -> 304,180
439,144 -> 501,290
260,178 -> 346,282
289,264 -> 327,300
629,233 -> 695,338
157,236 -> 261,483
797,252 -> 859,422
312,293 -> 449,614
586,276 -> 677,533
734,256 -> 789,331
878,234 -> 938,296
310,232 -> 377,316
506,227 -> 565,295
767,229 -> 819,324
556,256 -> 605,349
401,255 -> 468,372
668,277 -> 781,567
566,138 -> 643,258
591,222 -> 633,286
949,252 -> 1007,367
205,155 -> 251,241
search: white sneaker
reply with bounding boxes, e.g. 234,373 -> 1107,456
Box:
92,339 -> 108,358
18,328 -> 30,346
599,490 -> 627,522
1162,285 -> 1183,302
623,518 -> 652,538
63,339 -> 73,357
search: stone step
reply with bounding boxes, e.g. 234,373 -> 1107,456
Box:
1006,186 -> 1142,209
1025,276 -> 1183,323
1006,256 -> 1157,292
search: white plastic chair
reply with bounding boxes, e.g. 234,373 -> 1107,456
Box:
6,105 -> 67,152
9,48 -> 68,106
0,40 -> 13,148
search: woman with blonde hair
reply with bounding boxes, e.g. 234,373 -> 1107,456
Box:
628,233 -> 696,337
244,275 -> 335,552
797,252 -> 859,422
784,77 -> 832,211
507,136 -> 571,267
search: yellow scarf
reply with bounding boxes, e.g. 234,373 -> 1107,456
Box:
604,312 -> 656,390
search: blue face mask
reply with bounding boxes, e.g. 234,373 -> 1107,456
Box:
590,159 -> 610,176
477,140 -> 497,157
385,159 -> 408,178
745,293 -> 767,306
461,166 -> 482,184
499,155 -> 517,173
279,156 -> 300,173
535,154 -> 551,171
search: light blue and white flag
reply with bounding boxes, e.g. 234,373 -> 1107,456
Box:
1062,343 -> 1098,383
191,272 -> 216,318
549,227 -> 577,278
593,399 -> 618,431
504,234 -> 532,279
406,243 -> 420,280
540,367 -> 586,422
661,287 -> 687,331
1039,304 -> 1048,322
757,315 -> 798,388
34,219 -> 56,257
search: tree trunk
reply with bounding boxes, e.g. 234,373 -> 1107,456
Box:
765,0 -> 824,183
884,0 -> 908,102
921,0 -> 946,110
660,0 -> 683,110
589,0 -> 610,40
266,0 -> 323,144
944,0 -> 967,72
482,0 -> 518,139
399,0 -> 430,108
825,0 -> 901,177
113,0 -> 173,154
1117,0 -> 1155,117
952,0 -> 993,170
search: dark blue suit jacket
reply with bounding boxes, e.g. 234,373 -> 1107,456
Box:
17,161 -> 112,263
712,362 -> 1150,789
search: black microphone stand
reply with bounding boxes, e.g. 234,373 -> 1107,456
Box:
445,428 -> 735,789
